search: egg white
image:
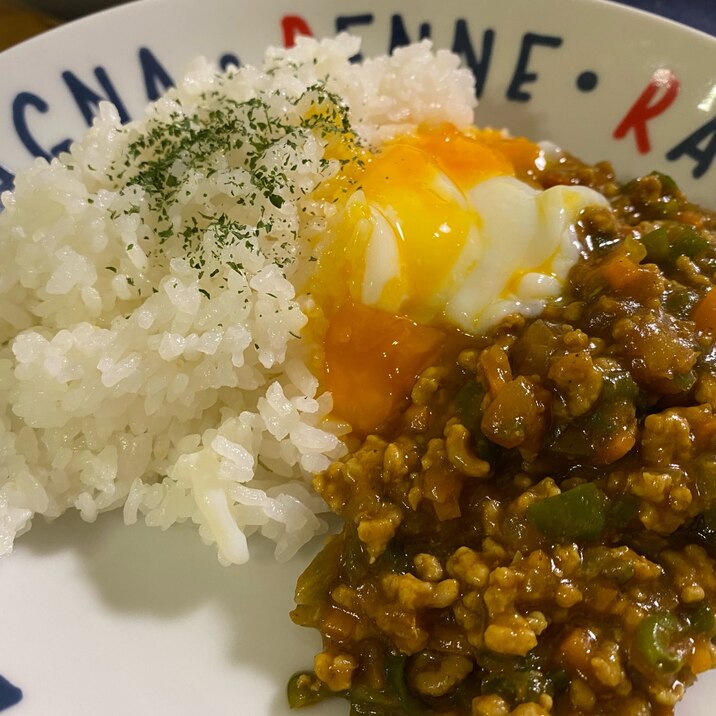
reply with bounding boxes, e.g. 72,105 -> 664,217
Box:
355,173 -> 608,334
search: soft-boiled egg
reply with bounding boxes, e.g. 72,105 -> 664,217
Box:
307,124 -> 608,433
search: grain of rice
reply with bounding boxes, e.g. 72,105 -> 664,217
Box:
0,35 -> 476,564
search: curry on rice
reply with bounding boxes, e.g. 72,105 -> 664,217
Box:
289,153 -> 716,715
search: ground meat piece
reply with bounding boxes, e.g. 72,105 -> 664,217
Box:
483,614 -> 539,656
472,694 -> 511,716
414,553 -> 444,582
409,653 -> 474,697
447,547 -> 490,588
624,467 -> 694,533
547,349 -> 603,418
357,504 -> 402,561
445,422 -> 490,477
611,312 -> 698,393
660,544 -> 716,603
641,409 -> 695,466
313,650 -> 358,691
481,376 -> 550,453
381,572 -> 460,610
292,168 -> 716,716
472,694 -> 552,716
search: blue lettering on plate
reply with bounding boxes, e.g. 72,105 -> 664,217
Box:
389,14 -> 432,51
0,164 -> 15,208
139,47 -> 174,101
452,19 -> 494,99
52,138 -> 73,155
507,32 -> 563,101
335,14 -> 375,61
576,70 -> 599,92
62,67 -> 131,125
219,53 -> 241,71
11,92 -> 71,160
666,114 -> 716,179
0,675 -> 22,711
0,165 -> 14,193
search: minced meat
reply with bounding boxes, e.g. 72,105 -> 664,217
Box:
288,155 -> 716,716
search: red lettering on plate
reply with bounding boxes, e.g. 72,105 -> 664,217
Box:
613,69 -> 680,154
281,15 -> 314,48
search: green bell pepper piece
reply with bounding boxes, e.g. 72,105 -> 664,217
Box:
636,612 -> 686,674
526,483 -> 607,541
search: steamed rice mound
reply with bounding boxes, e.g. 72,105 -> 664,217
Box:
0,36 -> 476,564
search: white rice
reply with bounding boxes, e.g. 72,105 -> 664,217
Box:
0,35 -> 476,565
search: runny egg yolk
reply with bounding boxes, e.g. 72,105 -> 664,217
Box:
322,301 -> 445,434
309,124 -> 606,434
355,126 -> 525,319
314,125 -> 542,321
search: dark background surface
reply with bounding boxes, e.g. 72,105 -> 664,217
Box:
1,0 -> 715,55
612,0 -> 716,36
19,0 -> 716,33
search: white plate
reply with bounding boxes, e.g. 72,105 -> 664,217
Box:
1,0 -> 715,714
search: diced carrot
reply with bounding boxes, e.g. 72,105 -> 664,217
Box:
558,626 -> 597,674
692,287 -> 716,335
324,301 -> 445,435
600,255 -> 643,292
597,423 -> 637,465
480,344 -> 512,398
688,638 -> 715,674
424,467 -> 462,521
322,605 -> 358,641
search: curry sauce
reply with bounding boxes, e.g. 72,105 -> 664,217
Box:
289,156 -> 716,716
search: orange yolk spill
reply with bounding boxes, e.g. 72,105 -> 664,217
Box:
354,124 -> 541,316
311,124 -> 542,435
323,301 -> 445,435
463,126 -> 542,177
366,124 -> 541,191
